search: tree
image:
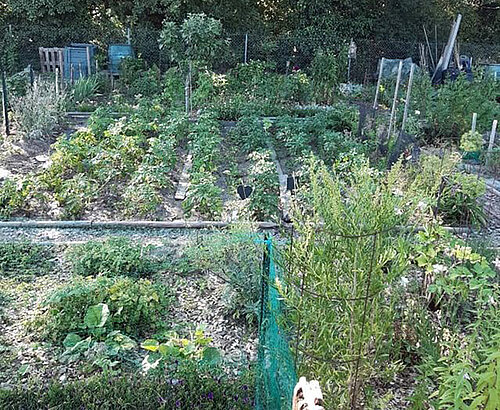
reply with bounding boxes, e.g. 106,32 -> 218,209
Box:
159,13 -> 224,112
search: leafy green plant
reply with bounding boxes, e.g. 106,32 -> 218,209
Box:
68,238 -> 159,278
310,47 -> 346,104
33,276 -> 171,342
141,325 -> 220,372
0,364 -> 254,409
60,303 -> 137,372
247,150 -> 279,220
179,225 -> 263,325
460,130 -> 484,152
283,158 -> 414,407
230,115 -> 267,153
0,241 -> 54,276
10,79 -> 66,139
183,172 -> 222,218
71,75 -> 100,103
439,172 -> 486,226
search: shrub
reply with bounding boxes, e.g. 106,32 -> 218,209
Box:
68,238 -> 159,278
310,47 -> 346,104
0,178 -> 23,219
460,130 -> 484,152
283,158 -> 414,407
247,150 -> 279,220
439,172 -> 486,226
0,242 -> 54,276
179,225 -> 262,325
183,172 -> 223,218
10,79 -> 66,139
0,365 -> 254,410
33,276 -> 171,342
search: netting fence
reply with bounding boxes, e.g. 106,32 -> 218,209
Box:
256,236 -> 297,410
2,24 -> 500,82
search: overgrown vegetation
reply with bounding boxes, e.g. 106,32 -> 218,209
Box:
68,238 -> 160,278
32,275 -> 171,342
0,242 -> 54,276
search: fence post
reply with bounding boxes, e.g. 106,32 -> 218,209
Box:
373,57 -> 385,110
1,71 -> 10,136
127,28 -> 131,45
244,33 -> 248,64
471,113 -> 477,132
400,63 -> 415,133
387,60 -> 403,140
486,120 -> 498,166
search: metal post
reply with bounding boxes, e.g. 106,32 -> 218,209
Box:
70,64 -> 74,84
401,64 -> 416,133
387,60 -> 403,139
1,71 -> 10,136
78,62 -> 82,80
244,33 -> 248,64
373,57 -> 385,109
127,28 -> 131,45
471,113 -> 477,133
486,120 -> 498,166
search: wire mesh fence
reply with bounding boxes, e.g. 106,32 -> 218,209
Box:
2,24 -> 500,82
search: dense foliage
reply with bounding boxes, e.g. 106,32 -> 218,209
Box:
33,276 -> 171,341
0,366 -> 254,410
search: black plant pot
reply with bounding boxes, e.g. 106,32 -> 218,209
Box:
237,185 -> 253,200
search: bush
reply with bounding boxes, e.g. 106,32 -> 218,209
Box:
247,150 -> 279,220
33,276 -> 171,342
10,79 -> 66,139
68,238 -> 159,278
439,172 -> 486,226
0,242 -> 54,276
310,47 -> 346,104
0,365 -> 254,410
179,225 -> 262,325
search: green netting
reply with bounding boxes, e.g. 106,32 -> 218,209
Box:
255,237 -> 297,410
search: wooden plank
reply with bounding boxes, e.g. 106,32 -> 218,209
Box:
0,220 -> 281,230
175,153 -> 193,200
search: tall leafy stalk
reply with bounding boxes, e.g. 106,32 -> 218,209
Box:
283,159 -> 415,408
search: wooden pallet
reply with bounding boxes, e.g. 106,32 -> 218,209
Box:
39,48 -> 64,73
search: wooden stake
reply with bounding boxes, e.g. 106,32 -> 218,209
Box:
387,60 -> 403,139
401,63 -> 415,133
487,120 -> 498,166
423,25 -> 436,70
86,46 -> 91,76
244,33 -> 248,64
471,113 -> 477,132
1,71 -> 10,136
373,57 -> 385,110
55,67 -> 59,94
